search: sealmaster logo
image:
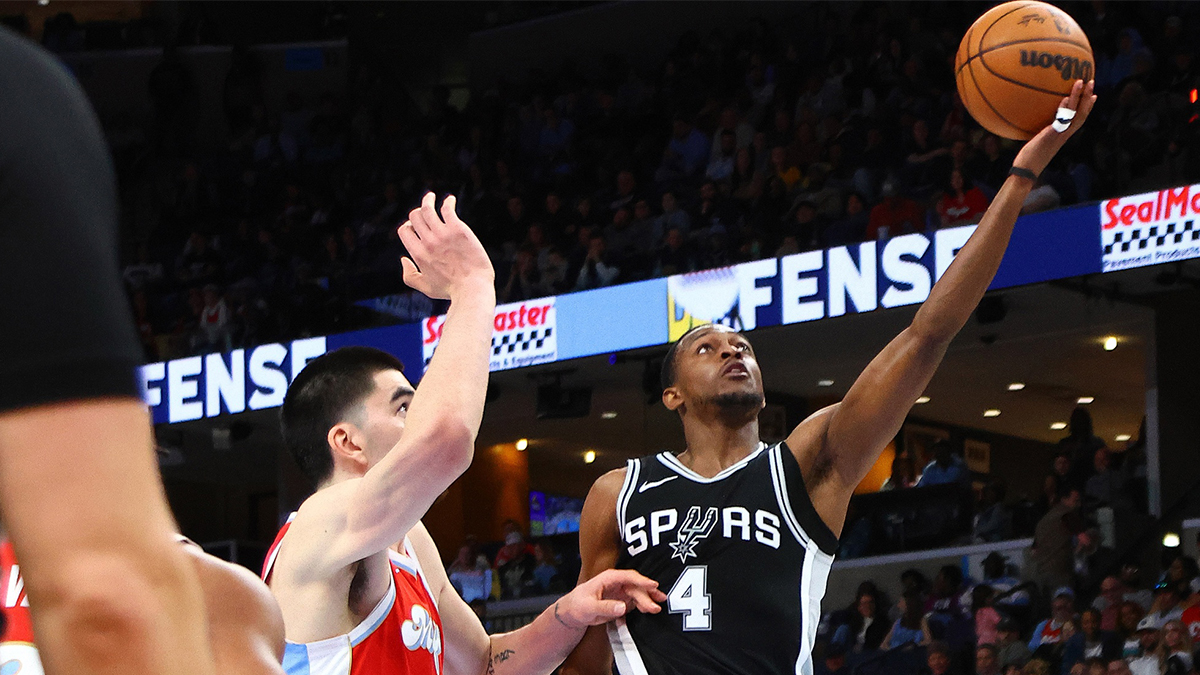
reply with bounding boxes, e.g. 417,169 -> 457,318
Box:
422,298 -> 557,372
1100,183 -> 1200,272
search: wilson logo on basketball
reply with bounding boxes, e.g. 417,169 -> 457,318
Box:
1019,50 -> 1093,81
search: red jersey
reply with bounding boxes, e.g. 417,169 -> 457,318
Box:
262,514 -> 444,675
0,538 -> 45,675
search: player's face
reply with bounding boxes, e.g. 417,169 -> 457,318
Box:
670,326 -> 764,408
356,369 -> 415,469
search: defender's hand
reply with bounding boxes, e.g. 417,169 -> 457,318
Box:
398,192 -> 494,300
1013,79 -> 1097,177
553,569 -> 666,629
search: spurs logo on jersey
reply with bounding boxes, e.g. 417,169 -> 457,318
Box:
608,443 -> 841,675
669,507 -> 717,562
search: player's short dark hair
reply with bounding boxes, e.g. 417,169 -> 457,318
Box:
281,346 -> 405,486
660,324 -> 721,391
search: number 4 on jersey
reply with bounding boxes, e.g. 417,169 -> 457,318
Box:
667,565 -> 711,631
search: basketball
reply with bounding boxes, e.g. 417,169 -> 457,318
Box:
955,1 -> 1093,140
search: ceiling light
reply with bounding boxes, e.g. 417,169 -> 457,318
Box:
915,396 -> 930,404
1115,434 -> 1131,442
1077,396 -> 1094,404
515,438 -> 528,451
1050,422 -> 1067,430
1007,382 -> 1025,391
1164,533 -> 1181,548
1103,336 -> 1118,351
601,411 -> 618,420
37,0 -> 48,5
817,379 -> 835,387
983,409 -> 1001,418
583,450 -> 596,464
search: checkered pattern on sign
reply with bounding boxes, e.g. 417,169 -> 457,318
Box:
492,327 -> 554,356
1104,219 -> 1198,254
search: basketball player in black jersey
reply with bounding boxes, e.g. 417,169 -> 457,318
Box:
563,80 -> 1096,675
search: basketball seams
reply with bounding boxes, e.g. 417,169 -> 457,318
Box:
956,2 -> 1035,75
965,32 -> 1032,139
977,45 -> 1077,99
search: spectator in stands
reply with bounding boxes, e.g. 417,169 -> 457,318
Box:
869,178 -> 924,239
917,441 -> 969,487
1159,556 -> 1198,590
1059,408 -> 1107,486
500,247 -> 544,303
123,243 -> 165,292
825,191 -> 870,248
656,190 -> 691,238
1080,658 -> 1109,675
1119,602 -> 1150,658
1108,657 -> 1134,675
975,585 -> 1002,647
927,565 -> 974,649
1143,584 -> 1186,629
926,640 -> 962,675
657,117 -> 710,184
901,119 -> 950,199
969,134 -> 1015,194
770,145 -> 803,192
979,644 -> 1002,675
975,482 -> 1014,543
1075,528 -> 1117,592
832,583 -> 889,653
707,129 -> 737,183
882,453 -> 918,491
1087,448 -> 1129,508
817,643 -> 851,675
1128,618 -> 1162,675
193,284 -> 231,353
975,551 -> 1031,612
574,233 -> 620,290
1160,620 -> 1192,675
1176,586 -> 1200,644
530,540 -> 562,595
789,200 -> 823,251
448,539 -> 493,603
1096,576 -> 1128,632
998,617 -> 1034,669
1062,608 -> 1122,675
883,590 -> 932,649
935,169 -> 990,228
1032,589 -> 1079,653
1032,488 -> 1085,592
1122,565 -> 1156,611
654,226 -> 698,276
1024,658 -> 1054,675
494,523 -> 536,600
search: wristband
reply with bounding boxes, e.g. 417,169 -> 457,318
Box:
1009,166 -> 1039,182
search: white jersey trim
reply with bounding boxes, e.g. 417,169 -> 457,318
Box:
262,511 -> 298,581
607,616 -> 650,675
616,459 -> 640,535
768,445 -> 810,546
393,537 -> 439,612
656,442 -> 766,483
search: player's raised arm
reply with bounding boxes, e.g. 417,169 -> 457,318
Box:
290,192 -> 496,576
792,81 -> 1096,527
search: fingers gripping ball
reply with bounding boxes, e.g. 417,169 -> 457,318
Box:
955,1 -> 1093,140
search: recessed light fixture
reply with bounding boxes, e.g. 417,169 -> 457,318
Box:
583,450 -> 596,464
37,0 -> 48,5
983,409 -> 1001,418
1077,396 -> 1094,404
601,411 -> 618,420
915,396 -> 930,404
1050,422 -> 1067,430
515,438 -> 528,451
1104,336 -> 1118,351
1115,434 -> 1131,442
1164,533 -> 1181,548
1007,382 -> 1025,391
817,379 -> 835,387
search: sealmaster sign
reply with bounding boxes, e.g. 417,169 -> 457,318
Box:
422,298 -> 558,372
1101,183 -> 1200,272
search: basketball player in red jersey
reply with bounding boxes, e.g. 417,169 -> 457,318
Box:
0,532 -> 286,675
264,193 -> 666,675
563,81 -> 1096,675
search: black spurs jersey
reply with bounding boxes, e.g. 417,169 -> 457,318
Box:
608,442 -> 839,675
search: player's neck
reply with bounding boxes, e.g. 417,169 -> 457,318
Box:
677,417 -> 760,477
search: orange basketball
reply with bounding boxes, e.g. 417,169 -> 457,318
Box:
955,1 -> 1093,140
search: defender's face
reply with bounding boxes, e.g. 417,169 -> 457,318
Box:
357,369 -> 415,469
669,326 -> 764,404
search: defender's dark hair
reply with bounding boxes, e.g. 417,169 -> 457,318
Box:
660,324 -> 723,391
280,346 -> 405,486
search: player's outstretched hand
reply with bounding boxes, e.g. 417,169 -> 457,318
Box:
1013,79 -> 1097,177
553,569 -> 667,629
397,192 -> 494,300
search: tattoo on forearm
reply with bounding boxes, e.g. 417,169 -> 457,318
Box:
487,649 -> 516,674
